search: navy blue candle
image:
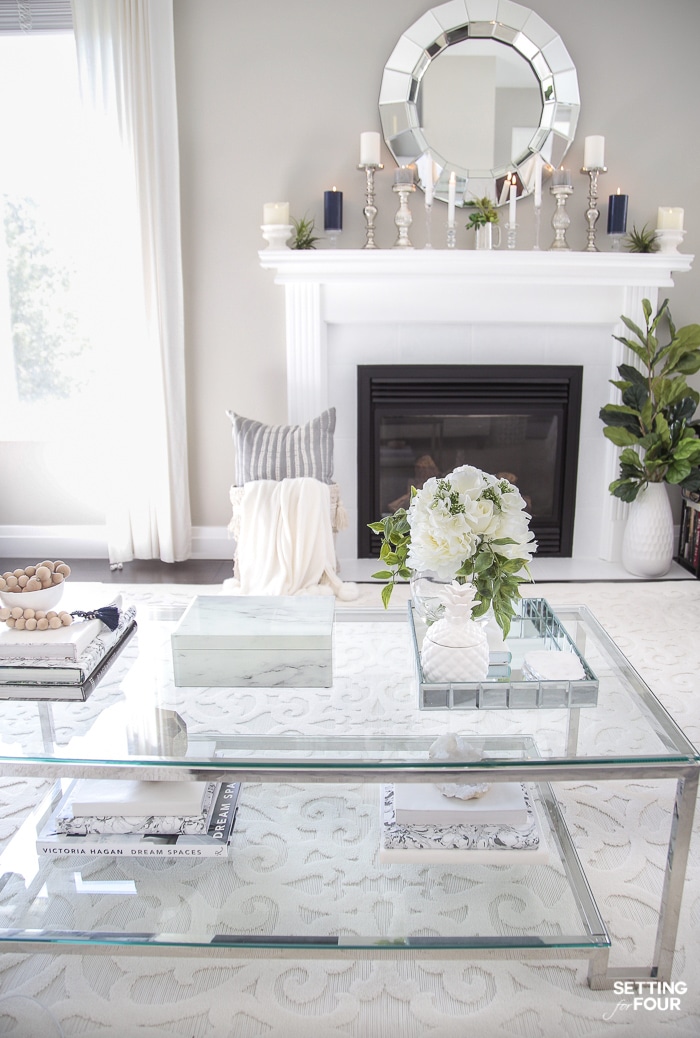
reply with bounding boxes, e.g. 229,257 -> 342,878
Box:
607,192 -> 628,234
324,188 -> 343,232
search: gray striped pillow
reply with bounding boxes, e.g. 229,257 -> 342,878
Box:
227,408 -> 335,484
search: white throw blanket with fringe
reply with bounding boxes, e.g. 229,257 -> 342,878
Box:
226,477 -> 358,599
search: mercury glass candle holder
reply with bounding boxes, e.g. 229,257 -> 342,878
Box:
392,182 -> 415,248
506,221 -> 517,250
358,163 -> 383,249
581,165 -> 607,252
424,200 -> 434,249
533,205 -> 542,251
548,184 -> 573,250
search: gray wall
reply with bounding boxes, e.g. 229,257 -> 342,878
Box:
3,0 -> 700,541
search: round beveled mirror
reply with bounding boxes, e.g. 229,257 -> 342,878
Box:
378,0 -> 580,206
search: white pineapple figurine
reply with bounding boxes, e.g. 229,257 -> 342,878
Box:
420,580 -> 490,682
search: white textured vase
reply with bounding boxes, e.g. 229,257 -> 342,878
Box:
420,617 -> 490,682
621,482 -> 674,578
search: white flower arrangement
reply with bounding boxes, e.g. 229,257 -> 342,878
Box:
369,464 -> 537,637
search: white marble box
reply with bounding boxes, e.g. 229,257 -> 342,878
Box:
171,596 -> 335,688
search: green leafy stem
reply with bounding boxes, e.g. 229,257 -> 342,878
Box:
368,506 -> 531,638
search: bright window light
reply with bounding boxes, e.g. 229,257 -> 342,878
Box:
0,32 -> 102,439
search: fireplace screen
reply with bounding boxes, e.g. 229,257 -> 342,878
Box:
358,365 -> 582,558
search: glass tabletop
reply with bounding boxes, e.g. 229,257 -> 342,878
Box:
0,598 -> 696,778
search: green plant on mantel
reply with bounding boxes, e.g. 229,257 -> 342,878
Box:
464,196 -> 499,230
599,298 -> 700,501
624,223 -> 659,253
291,215 -> 320,250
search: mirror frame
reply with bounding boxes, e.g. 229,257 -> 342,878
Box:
378,0 -> 580,206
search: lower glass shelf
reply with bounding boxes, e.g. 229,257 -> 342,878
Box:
0,780 -> 609,956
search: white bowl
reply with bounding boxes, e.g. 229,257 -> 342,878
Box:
0,582 -> 65,612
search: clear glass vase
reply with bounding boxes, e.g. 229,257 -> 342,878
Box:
409,571 -> 452,624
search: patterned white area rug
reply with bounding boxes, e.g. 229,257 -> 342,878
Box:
0,580 -> 698,1038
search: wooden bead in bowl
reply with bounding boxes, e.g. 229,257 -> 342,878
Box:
0,561 -> 71,615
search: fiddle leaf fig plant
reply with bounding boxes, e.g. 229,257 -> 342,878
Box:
599,298 -> 700,502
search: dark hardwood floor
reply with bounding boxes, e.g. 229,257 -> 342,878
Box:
0,558 -> 233,585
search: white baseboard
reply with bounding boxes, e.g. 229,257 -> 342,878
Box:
0,525 -> 235,561
190,527 -> 235,560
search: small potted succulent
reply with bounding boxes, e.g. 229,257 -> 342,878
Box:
291,215 -> 320,250
624,223 -> 659,254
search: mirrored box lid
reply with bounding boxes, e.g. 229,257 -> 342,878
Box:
171,596 -> 334,688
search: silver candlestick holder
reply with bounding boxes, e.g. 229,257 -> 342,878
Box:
548,183 -> 573,250
358,163 -> 383,249
506,221 -> 517,250
392,181 -> 415,248
424,201 -> 433,249
581,165 -> 606,252
533,205 -> 542,251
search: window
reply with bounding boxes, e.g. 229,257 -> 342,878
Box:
0,29 -> 102,438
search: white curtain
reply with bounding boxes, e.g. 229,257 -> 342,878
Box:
71,0 -> 191,564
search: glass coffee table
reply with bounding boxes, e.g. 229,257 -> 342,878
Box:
0,598 -> 696,990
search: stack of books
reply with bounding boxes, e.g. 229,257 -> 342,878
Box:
37,778 -> 242,858
0,595 -> 136,700
380,782 -> 548,864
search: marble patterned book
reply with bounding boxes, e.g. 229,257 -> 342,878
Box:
36,782 -> 242,858
0,602 -> 136,684
0,618 -> 137,701
380,785 -> 548,864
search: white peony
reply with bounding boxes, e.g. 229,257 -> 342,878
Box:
448,464 -> 489,497
372,463 -> 536,635
407,512 -> 478,578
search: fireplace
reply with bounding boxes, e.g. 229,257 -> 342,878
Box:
358,364 -> 582,558
259,249 -> 692,566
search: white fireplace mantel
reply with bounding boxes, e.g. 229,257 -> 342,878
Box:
260,249 -> 693,421
259,249 -> 694,565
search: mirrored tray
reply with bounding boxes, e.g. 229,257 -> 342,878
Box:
409,598 -> 599,711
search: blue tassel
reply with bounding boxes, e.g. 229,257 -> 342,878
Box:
71,606 -> 121,631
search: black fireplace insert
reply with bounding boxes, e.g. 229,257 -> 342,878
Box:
358,364 -> 582,558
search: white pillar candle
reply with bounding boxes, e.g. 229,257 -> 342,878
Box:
534,157 -> 542,208
657,206 -> 684,230
509,180 -> 517,224
360,131 -> 381,165
263,202 -> 289,225
583,135 -> 605,169
447,171 -> 456,225
424,169 -> 434,206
